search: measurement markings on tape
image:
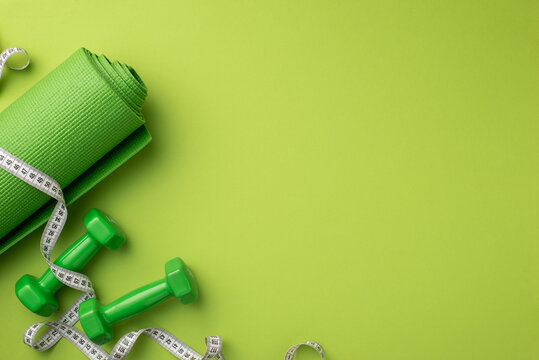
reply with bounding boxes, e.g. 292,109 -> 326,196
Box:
285,341 -> 325,360
0,47 -> 30,82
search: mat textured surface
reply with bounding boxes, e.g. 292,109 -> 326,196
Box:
0,48 -> 151,252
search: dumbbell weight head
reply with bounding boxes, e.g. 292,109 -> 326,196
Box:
165,257 -> 198,304
83,208 -> 125,250
77,298 -> 113,345
15,209 -> 126,316
15,275 -> 59,317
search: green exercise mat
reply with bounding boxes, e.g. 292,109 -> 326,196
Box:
0,47 -> 151,253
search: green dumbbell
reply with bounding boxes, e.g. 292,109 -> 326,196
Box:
79,257 -> 198,345
15,208 -> 126,317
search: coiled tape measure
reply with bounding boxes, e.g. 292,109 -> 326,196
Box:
0,47 -> 325,360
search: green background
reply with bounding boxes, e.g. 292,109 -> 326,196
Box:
1,1 -> 538,359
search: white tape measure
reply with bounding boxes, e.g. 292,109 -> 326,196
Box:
0,47 -> 30,82
0,117 -> 325,360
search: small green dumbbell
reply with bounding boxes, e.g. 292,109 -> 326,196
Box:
79,257 -> 198,345
15,208 -> 125,316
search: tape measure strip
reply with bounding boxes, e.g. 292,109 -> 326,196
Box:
0,47 -> 30,82
285,341 -> 325,360
0,146 -> 224,360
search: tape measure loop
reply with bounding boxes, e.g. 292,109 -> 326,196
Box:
285,341 -> 325,360
0,47 -> 30,82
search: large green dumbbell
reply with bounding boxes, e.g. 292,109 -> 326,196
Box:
79,257 -> 198,345
15,208 -> 125,316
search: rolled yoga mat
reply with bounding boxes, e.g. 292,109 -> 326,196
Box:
0,47 -> 151,253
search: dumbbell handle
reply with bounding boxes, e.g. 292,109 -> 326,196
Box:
102,278 -> 172,325
38,233 -> 101,294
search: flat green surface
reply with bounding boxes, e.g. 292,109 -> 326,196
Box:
0,1 -> 538,359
